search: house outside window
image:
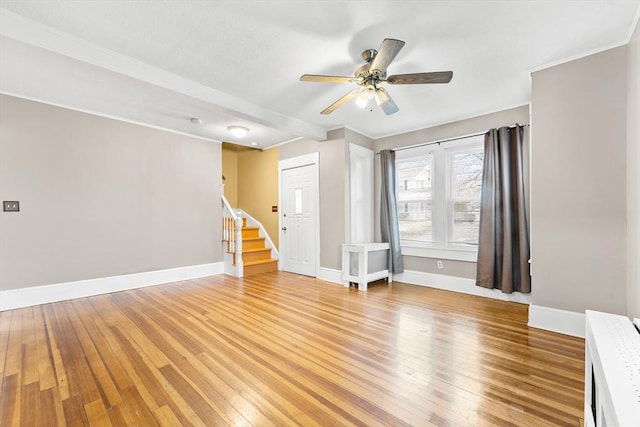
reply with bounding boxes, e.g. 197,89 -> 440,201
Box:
394,135 -> 484,261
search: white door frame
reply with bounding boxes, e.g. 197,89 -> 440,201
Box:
278,152 -> 320,277
348,143 -> 374,243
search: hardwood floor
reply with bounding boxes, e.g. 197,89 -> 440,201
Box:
0,272 -> 584,426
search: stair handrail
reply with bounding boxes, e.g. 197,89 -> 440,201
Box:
237,209 -> 279,261
221,195 -> 243,276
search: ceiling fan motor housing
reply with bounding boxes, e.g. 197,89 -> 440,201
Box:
355,62 -> 386,86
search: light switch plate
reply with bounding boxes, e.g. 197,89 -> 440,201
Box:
3,201 -> 19,212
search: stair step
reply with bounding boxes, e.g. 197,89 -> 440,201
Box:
243,258 -> 278,277
242,226 -> 260,238
242,248 -> 272,263
243,258 -> 277,266
242,237 -> 266,250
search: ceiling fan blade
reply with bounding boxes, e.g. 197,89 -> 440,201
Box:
375,88 -> 399,115
321,88 -> 365,115
300,74 -> 355,83
370,38 -> 405,75
386,71 -> 453,85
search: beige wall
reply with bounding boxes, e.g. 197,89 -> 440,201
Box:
279,128 -> 346,270
237,147 -> 279,249
0,94 -> 222,291
531,46 -> 628,315
373,105 -> 530,279
221,145 -> 238,207
345,128 -> 375,150
627,19 -> 640,319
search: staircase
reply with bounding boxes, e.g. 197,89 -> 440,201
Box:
236,218 -> 278,276
222,196 -> 278,277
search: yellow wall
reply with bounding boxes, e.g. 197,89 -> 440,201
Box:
221,145 -> 238,207
238,147 -> 279,249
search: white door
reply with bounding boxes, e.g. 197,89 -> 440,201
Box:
280,163 -> 317,276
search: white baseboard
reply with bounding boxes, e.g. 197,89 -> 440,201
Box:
528,305 -> 585,338
317,267 -> 342,285
0,262 -> 224,311
394,270 -> 531,304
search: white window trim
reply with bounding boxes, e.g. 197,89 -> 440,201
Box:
395,136 -> 483,262
401,246 -> 478,262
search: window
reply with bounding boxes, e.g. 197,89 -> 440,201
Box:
396,152 -> 433,243
395,135 -> 484,260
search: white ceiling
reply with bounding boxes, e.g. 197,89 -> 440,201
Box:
1,1 -> 639,149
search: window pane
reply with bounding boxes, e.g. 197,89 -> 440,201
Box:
450,200 -> 481,244
450,149 -> 483,245
396,154 -> 433,242
452,151 -> 483,198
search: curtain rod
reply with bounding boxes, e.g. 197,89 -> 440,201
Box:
376,123 -> 530,154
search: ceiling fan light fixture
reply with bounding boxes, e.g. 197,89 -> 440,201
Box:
227,125 -> 249,138
375,88 -> 399,115
355,87 -> 376,109
375,88 -> 390,105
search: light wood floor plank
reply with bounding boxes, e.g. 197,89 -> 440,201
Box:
152,404 -> 184,426
0,272 -> 585,426
1,374 -> 20,426
105,318 -> 206,426
84,398 -> 112,426
39,386 -> 66,427
33,306 -> 58,391
4,309 -> 24,378
65,299 -> 122,408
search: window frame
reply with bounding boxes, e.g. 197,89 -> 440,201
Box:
395,135 -> 484,262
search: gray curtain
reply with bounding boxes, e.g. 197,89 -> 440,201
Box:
476,125 -> 530,293
380,149 -> 404,274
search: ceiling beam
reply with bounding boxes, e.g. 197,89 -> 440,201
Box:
0,11 -> 327,142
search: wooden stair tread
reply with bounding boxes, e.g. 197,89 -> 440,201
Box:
242,236 -> 264,241
242,248 -> 271,253
243,258 -> 278,266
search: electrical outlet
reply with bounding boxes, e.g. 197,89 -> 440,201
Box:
3,201 -> 19,212
436,260 -> 444,269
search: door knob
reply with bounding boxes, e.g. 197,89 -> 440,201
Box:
281,226 -> 287,232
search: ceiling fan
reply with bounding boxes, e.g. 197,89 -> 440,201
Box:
300,38 -> 453,115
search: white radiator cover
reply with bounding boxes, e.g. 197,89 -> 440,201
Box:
584,310 -> 640,427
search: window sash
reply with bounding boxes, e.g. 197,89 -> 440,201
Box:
447,145 -> 484,247
395,150 -> 435,243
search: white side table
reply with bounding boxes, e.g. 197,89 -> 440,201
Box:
341,242 -> 392,291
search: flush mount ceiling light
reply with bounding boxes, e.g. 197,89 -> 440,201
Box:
227,125 -> 249,138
